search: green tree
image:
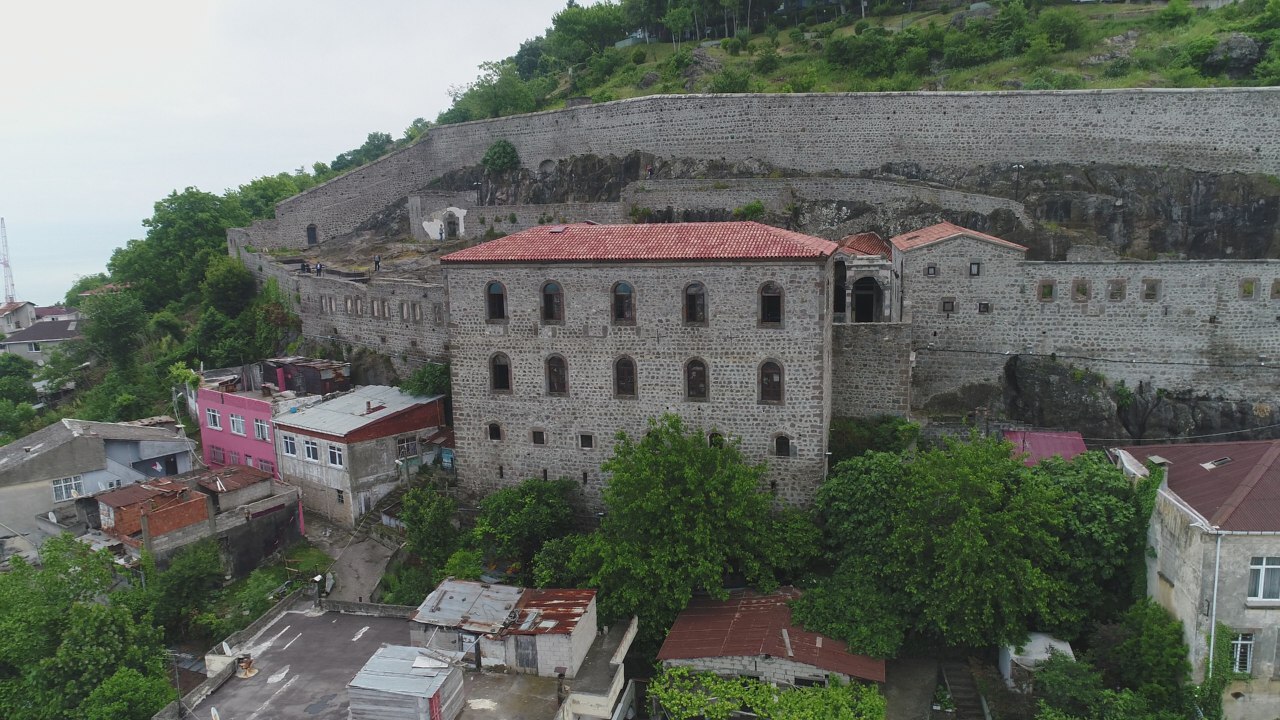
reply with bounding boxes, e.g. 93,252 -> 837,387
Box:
0,354 -> 34,382
473,477 -> 578,577
1035,7 -> 1088,50
549,1 -> 628,65
80,292 -> 147,368
827,415 -> 920,465
481,139 -> 521,174
63,273 -> 110,308
201,255 -> 257,318
0,376 -> 36,405
664,4 -> 695,49
81,667 -> 175,720
400,484 -> 459,569
795,436 -> 1066,656
400,363 -> 451,397
150,541 -> 225,642
1088,600 -> 1190,711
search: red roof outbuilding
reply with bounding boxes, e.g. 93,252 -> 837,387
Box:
1004,430 -> 1088,467
440,222 -> 838,264
838,232 -> 891,258
657,587 -> 886,683
888,221 -> 1028,253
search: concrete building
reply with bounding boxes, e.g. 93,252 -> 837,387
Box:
0,301 -> 36,334
1113,441 -> 1280,720
34,305 -> 81,323
441,221 -> 840,507
0,418 -> 192,542
0,318 -> 81,365
95,477 -> 209,551
657,587 -> 886,687
273,385 -> 445,526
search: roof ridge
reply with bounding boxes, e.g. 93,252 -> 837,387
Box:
1210,439 -> 1280,527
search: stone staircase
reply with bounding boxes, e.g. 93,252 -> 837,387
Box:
940,659 -> 986,720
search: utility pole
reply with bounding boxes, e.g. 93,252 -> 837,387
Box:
0,218 -> 15,304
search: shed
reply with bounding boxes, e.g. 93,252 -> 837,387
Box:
999,633 -> 1074,690
348,645 -> 464,720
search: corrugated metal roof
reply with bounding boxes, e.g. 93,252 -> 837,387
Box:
412,580 -> 524,635
888,221 -> 1028,253
1115,440 -> 1280,532
1004,430 -> 1088,466
657,587 -> 886,683
348,644 -> 459,697
274,386 -> 441,437
508,589 -> 595,636
192,465 -> 272,493
95,478 -> 187,508
440,222 -> 837,264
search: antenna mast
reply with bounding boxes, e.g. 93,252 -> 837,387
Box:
0,219 -> 13,304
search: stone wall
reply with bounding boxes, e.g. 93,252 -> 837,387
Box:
831,322 -> 913,417
264,89 -> 1280,248
444,258 -> 833,508
898,235 -> 1280,405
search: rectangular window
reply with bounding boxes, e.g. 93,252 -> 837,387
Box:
579,433 -> 594,449
1108,279 -> 1126,301
1231,633 -> 1253,674
1142,279 -> 1161,301
28,342 -> 40,353
206,408 -> 222,430
969,262 -> 981,277
1249,556 -> 1280,600
229,451 -> 241,465
924,264 -> 938,277
304,439 -> 319,462
210,446 -> 225,464
1039,280 -> 1055,302
1072,278 -> 1090,303
532,430 -> 546,445
941,298 -> 956,313
282,435 -> 297,457
399,302 -> 408,320
1241,278 -> 1259,300
52,475 -> 83,502
396,436 -> 419,459
328,444 -> 344,468
336,489 -> 345,504
977,302 -> 992,314
1272,279 -> 1280,300
258,459 -> 275,475
254,418 -> 270,441
229,414 -> 245,436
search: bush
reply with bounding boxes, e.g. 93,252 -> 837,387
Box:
732,199 -> 766,220
399,363 -> 450,397
789,26 -> 807,44
722,36 -> 743,55
1157,0 -> 1196,27
631,46 -> 647,64
481,139 -> 520,173
754,45 -> 781,73
1035,7 -> 1089,50
707,66 -> 753,92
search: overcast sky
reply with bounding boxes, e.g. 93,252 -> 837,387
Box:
0,0 -> 580,305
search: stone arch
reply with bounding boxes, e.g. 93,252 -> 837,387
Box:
538,159 -> 556,175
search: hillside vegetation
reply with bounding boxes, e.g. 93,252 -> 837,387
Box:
438,0 -> 1280,122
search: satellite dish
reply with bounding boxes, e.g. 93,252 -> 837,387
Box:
211,708 -> 220,720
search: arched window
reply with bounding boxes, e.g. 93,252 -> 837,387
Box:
486,281 -> 507,321
759,361 -> 784,404
774,435 -> 792,458
546,355 -> 568,395
306,224 -> 318,246
489,353 -> 511,392
614,356 -> 636,397
487,423 -> 503,441
612,282 -> 635,324
685,359 -> 708,401
708,432 -> 724,448
541,281 -> 564,324
684,282 -> 707,325
759,282 -> 784,325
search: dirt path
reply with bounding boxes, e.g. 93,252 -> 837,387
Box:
304,517 -> 397,603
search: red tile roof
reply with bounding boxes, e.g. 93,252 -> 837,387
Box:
1004,431 -> 1088,467
508,588 -> 596,636
35,305 -> 70,318
838,232 -> 891,258
888,222 -> 1028,253
1115,440 -> 1280,532
440,222 -> 838,264
657,587 -> 886,683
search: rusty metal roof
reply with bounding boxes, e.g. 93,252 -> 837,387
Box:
507,589 -> 596,636
657,587 -> 886,683
1004,430 -> 1088,467
192,465 -> 272,493
95,478 -> 187,508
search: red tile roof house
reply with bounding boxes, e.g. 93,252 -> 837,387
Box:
657,587 -> 886,689
274,385 -> 445,527
1112,441 -> 1280,720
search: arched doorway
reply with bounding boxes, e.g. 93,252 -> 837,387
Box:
852,277 -> 882,323
306,224 -> 318,246
833,261 -> 847,317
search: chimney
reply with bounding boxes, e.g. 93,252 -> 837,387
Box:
365,401 -> 372,414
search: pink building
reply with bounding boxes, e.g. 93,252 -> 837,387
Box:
196,357 -> 351,479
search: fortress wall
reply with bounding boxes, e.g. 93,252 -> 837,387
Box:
267,89 -> 1280,248
902,242 -> 1280,405
410,199 -> 630,242
831,322 -> 913,417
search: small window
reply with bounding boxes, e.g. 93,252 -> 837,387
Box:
486,281 -> 507,321
546,355 -> 568,395
205,408 -> 222,430
924,264 -> 938,277
759,282 -> 784,325
396,436 -> 419,459
490,353 -> 512,393
1231,633 -> 1254,674
254,418 -> 270,441
1039,280 -> 1056,302
977,302 -> 992,314
282,435 -> 297,457
1241,278 -> 1259,300
614,356 -> 637,398
709,432 -> 724,448
1142,279 -> 1161,301
488,423 -> 503,441
541,281 -> 564,324
531,430 -> 546,445
210,446 -> 225,464
579,433 -> 594,449
304,439 -> 319,462
1108,279 -> 1126,301
1072,279 -> 1090,302
774,435 -> 792,458
685,359 -> 708,401
1271,279 -> 1280,300
52,475 -> 83,502
969,262 -> 981,277
941,298 -> 956,314
229,451 -> 241,465
759,361 -> 784,404
327,444 -> 344,468
336,489 -> 345,505
684,282 -> 707,325
258,459 -> 275,475
229,414 -> 246,436
612,282 -> 635,324
27,342 -> 40,353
